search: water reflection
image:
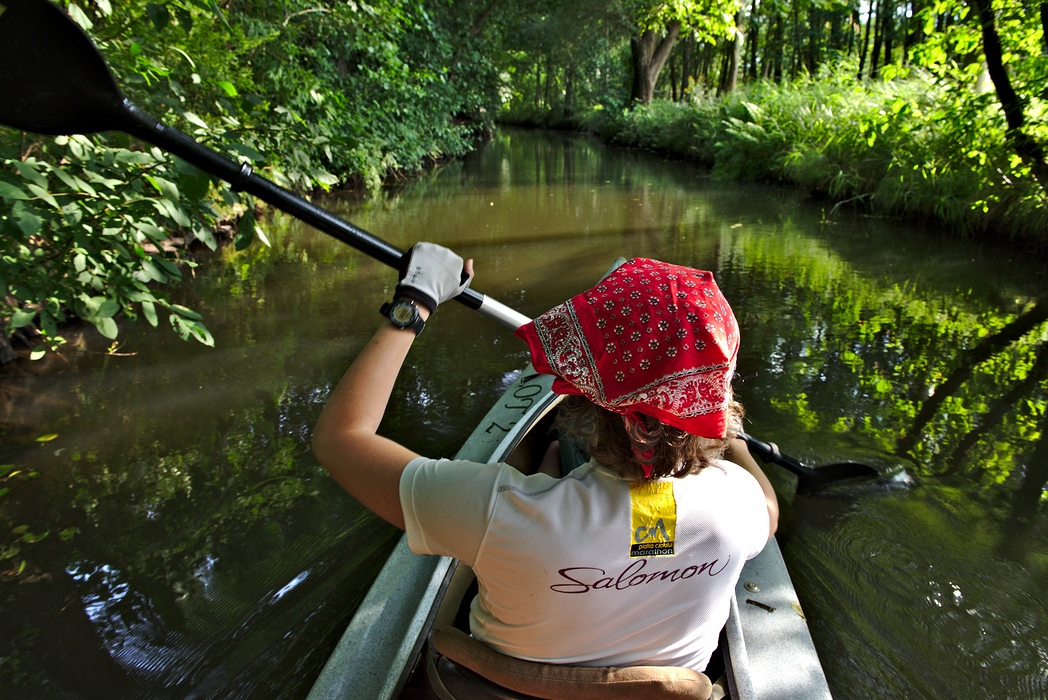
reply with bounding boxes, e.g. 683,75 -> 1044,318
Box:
0,129 -> 1046,698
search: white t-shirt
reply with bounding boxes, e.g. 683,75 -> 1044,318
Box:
400,457 -> 769,671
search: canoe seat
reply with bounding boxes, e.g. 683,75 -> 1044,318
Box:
423,563 -> 713,700
428,626 -> 713,700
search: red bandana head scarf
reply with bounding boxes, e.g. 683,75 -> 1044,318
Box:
515,259 -> 739,439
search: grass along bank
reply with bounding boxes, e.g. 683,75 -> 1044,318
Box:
571,66 -> 1048,247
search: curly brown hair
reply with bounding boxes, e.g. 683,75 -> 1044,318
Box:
555,394 -> 743,481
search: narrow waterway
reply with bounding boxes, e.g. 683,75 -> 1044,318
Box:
1,129 -> 1046,698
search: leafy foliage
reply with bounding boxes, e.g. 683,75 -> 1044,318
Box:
1,134 -> 218,354
1,0 -> 503,357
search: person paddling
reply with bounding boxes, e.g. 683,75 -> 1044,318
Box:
312,243 -> 778,673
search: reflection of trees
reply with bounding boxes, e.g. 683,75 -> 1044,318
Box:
897,296 -> 1048,454
721,227 -> 1048,508
944,342 -> 1048,476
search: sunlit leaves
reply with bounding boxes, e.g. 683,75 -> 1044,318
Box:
0,134 -> 218,353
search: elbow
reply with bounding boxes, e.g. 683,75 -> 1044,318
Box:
311,429 -> 339,475
766,498 -> 779,539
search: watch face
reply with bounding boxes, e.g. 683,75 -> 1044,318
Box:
391,302 -> 416,325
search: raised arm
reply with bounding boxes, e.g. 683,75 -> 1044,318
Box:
312,244 -> 473,530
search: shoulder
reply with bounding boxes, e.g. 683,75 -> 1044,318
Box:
678,459 -> 767,501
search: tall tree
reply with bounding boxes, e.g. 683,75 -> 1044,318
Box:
631,21 -> 684,102
614,0 -> 739,104
966,0 -> 1048,190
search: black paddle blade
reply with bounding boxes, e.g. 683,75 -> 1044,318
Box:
793,461 -> 881,495
740,431 -> 880,494
0,0 -> 127,135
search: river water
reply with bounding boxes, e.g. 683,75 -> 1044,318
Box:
1,129 -> 1046,698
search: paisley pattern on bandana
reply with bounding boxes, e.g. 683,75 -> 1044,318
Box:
515,259 -> 739,438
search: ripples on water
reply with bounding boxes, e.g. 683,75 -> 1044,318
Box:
786,486 -> 1048,698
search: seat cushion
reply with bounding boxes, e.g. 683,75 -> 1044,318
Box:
431,627 -> 713,700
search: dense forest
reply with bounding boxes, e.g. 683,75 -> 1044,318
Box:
1,0 -> 1047,359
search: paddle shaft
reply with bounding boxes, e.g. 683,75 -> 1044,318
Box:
117,103 -> 529,330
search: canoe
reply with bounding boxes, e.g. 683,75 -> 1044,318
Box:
306,366 -> 834,700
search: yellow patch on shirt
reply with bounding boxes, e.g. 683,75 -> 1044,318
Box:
629,481 -> 676,557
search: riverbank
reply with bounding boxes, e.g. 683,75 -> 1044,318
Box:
504,69 -> 1048,250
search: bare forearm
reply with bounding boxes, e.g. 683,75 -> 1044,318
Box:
312,317 -> 428,529
315,323 -> 418,438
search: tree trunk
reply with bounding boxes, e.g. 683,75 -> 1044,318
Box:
969,0 -> 1048,189
790,0 -> 802,77
720,18 -> 743,94
881,0 -> 895,66
806,7 -> 820,74
1042,1 -> 1048,53
0,334 -> 15,365
761,13 -> 782,80
543,53 -> 554,109
870,0 -> 884,77
534,62 -> 541,107
747,0 -> 760,79
564,65 -> 575,117
630,20 -> 682,104
680,36 -> 692,97
769,16 -> 784,81
904,0 -> 924,58
669,52 -> 679,101
859,0 -> 876,78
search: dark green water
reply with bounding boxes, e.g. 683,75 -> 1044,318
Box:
1,129 -> 1046,698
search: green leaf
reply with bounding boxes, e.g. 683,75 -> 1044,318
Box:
10,161 -> 49,188
176,7 -> 193,32
10,308 -> 36,330
138,260 -> 168,283
183,112 -> 210,130
39,310 -> 57,338
146,3 -> 171,31
154,257 -> 181,277
96,298 -> 121,319
0,180 -> 30,201
66,3 -> 94,30
95,316 -> 119,339
235,203 -> 255,251
29,347 -> 47,361
217,80 -> 239,97
142,300 -> 158,327
146,175 -> 180,201
154,198 -> 192,227
134,221 -> 167,243
11,202 -> 42,237
226,143 -> 266,162
26,183 -> 60,210
21,530 -> 49,544
170,304 -> 203,320
175,162 -> 211,201
194,224 -> 217,251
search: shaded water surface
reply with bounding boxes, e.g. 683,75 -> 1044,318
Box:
2,129 -> 1046,698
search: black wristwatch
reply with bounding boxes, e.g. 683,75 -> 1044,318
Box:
380,298 -> 425,336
